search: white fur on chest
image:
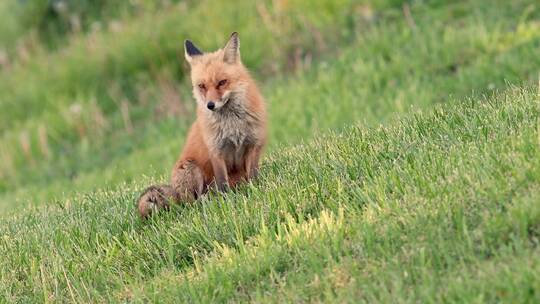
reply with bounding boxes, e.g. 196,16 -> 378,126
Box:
205,102 -> 259,155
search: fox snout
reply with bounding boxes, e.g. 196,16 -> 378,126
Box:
205,98 -> 227,111
205,91 -> 232,111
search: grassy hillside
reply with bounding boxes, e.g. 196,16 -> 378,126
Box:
1,0 -> 539,212
0,0 -> 539,302
1,86 -> 538,302
0,0 -> 384,208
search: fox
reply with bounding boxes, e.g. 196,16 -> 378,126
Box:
137,32 -> 267,218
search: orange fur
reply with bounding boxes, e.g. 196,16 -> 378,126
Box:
137,32 -> 267,218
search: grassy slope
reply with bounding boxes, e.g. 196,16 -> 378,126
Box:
1,0 -> 540,212
0,86 -> 538,302
0,0 -> 539,302
0,0 -> 376,206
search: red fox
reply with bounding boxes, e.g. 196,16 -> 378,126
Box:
138,32 -> 267,218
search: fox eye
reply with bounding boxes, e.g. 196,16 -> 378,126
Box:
217,79 -> 227,87
198,83 -> 206,90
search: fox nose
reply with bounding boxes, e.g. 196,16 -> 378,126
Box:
207,101 -> 215,110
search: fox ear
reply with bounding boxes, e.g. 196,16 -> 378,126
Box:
223,32 -> 240,64
184,40 -> 203,63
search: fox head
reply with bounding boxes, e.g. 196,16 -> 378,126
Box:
184,32 -> 250,112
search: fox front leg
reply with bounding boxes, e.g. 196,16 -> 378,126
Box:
211,156 -> 229,191
245,145 -> 262,180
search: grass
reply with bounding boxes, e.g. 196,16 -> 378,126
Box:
0,0 -> 539,302
1,86 -> 538,302
1,0 -> 539,212
0,0 -> 372,202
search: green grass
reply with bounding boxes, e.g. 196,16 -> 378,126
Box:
0,0 -> 373,204
1,0 -> 539,212
1,86 -> 538,302
1,0 -> 540,302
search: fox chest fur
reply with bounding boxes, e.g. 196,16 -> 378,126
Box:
202,101 -> 262,169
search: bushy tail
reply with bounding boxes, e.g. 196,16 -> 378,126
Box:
137,160 -> 204,219
137,184 -> 174,219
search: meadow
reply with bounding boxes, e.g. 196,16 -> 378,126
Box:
0,0 -> 539,302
